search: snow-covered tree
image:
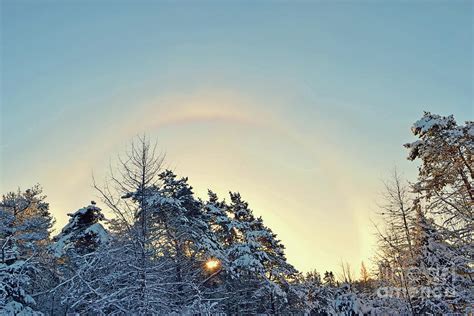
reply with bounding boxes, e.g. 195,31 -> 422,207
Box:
138,170 -> 224,310
57,233 -> 175,314
404,112 -> 473,314
323,270 -> 337,287
47,202 -> 110,314
89,135 -> 174,314
332,283 -> 367,315
0,185 -> 54,315
212,192 -> 297,314
91,137 -> 224,313
0,259 -> 42,315
250,216 -> 297,313
373,171 -> 418,312
404,112 -> 473,245
300,270 -> 335,314
409,203 -> 472,314
52,202 -> 109,258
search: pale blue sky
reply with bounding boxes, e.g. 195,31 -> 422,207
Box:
1,0 -> 472,273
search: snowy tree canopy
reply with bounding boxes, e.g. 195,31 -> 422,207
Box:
1,113 -> 472,315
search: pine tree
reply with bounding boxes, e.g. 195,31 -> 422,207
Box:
303,270 -> 335,314
0,185 -> 54,315
224,192 -> 267,313
405,112 -> 473,245
249,216 -> 297,313
52,202 -> 109,258
219,192 -> 297,313
142,170 -> 223,310
323,271 -> 336,287
404,113 -> 473,314
201,190 -> 235,312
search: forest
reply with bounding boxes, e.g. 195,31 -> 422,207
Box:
0,111 -> 472,315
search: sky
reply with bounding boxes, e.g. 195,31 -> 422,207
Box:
1,0 -> 472,275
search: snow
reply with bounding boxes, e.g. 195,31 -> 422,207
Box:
51,204 -> 108,257
1,301 -> 42,316
411,113 -> 453,135
84,223 -> 110,244
468,124 -> 474,136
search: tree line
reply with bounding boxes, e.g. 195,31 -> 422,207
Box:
0,112 -> 472,315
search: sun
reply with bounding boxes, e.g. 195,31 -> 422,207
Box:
205,258 -> 221,271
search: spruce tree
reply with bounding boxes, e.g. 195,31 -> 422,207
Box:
0,185 -> 53,315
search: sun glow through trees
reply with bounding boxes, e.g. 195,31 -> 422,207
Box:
205,258 -> 221,271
